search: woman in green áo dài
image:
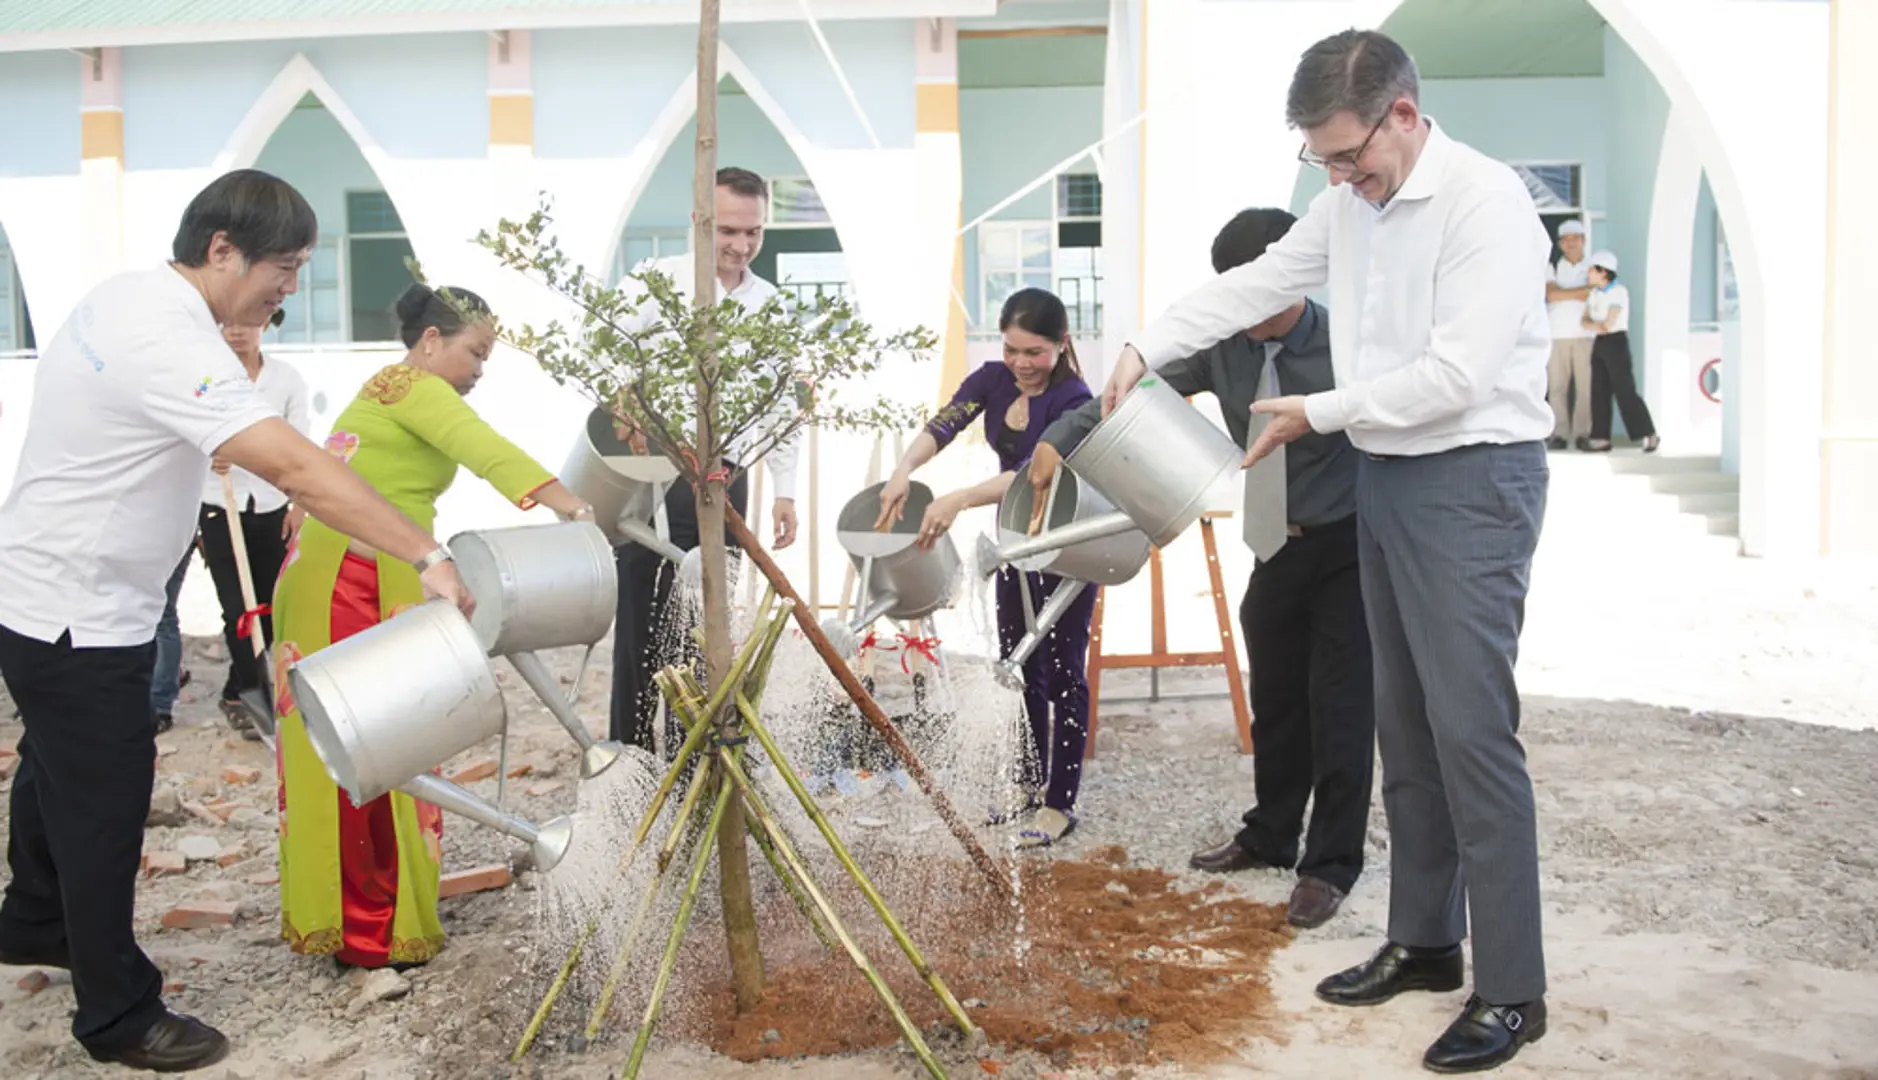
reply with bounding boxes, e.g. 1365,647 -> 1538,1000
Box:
272,284 -> 592,969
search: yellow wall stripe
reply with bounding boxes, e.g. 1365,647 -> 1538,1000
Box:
81,109 -> 123,161
488,94 -> 533,149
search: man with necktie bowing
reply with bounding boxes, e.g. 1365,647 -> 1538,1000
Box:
1031,207 -> 1372,930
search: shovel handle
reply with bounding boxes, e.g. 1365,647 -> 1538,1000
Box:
220,474 -> 269,665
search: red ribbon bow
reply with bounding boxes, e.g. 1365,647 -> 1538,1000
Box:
236,604 -> 271,640
853,630 -> 943,673
894,633 -> 942,673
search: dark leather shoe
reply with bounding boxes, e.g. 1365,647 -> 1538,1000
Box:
0,942 -> 70,970
89,1011 -> 230,1072
1286,876 -> 1346,929
1423,995 -> 1546,1073
1188,839 -> 1282,873
1316,941 -> 1464,1007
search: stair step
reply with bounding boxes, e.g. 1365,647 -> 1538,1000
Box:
1677,490 -> 1740,515
1706,512 -> 1741,537
1650,471 -> 1739,496
1606,453 -> 1723,476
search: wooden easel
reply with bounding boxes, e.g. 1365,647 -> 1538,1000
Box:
1083,516 -> 1252,758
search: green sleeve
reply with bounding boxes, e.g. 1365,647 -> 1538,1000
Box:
393,373 -> 556,507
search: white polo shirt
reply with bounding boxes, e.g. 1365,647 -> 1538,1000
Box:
201,354 -> 308,512
0,265 -> 277,646
615,253 -> 802,500
1586,282 -> 1630,335
1548,256 -> 1594,341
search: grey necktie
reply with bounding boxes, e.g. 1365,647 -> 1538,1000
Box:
1242,346 -> 1289,561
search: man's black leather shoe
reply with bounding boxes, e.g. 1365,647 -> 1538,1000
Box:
1315,941 -> 1464,1006
88,1011 -> 230,1073
1188,839 -> 1283,873
1423,995 -> 1546,1073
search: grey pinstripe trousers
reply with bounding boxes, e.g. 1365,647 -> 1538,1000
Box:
1355,440 -> 1549,1004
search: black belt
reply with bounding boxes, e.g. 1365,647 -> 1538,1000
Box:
1286,514 -> 1355,537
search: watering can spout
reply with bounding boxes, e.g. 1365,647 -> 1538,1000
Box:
978,511 -> 1137,576
507,651 -> 623,780
401,772 -> 574,872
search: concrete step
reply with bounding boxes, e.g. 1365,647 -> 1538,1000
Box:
1677,490 -> 1740,515
1706,512 -> 1741,538
1650,471 -> 1739,496
1605,453 -> 1722,476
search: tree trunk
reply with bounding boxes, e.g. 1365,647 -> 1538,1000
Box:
691,0 -> 765,1014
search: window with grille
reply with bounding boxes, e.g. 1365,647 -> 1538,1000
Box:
1056,173 -> 1102,220
768,177 -> 832,227
343,190 -> 415,343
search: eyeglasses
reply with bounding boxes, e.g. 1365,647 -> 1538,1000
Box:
1298,111 -> 1390,173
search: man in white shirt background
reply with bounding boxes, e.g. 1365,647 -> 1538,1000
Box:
607,165 -> 803,754
1545,219 -> 1596,450
201,311 -> 310,735
0,169 -> 473,1072
1102,30 -> 1552,1074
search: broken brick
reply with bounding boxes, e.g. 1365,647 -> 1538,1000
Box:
17,970 -> 51,994
182,801 -> 226,828
221,767 -> 260,785
446,759 -> 499,785
142,851 -> 187,877
245,871 -> 280,886
505,762 -> 534,779
204,802 -> 239,823
438,865 -> 511,899
215,843 -> 250,868
525,780 -> 565,798
160,900 -> 240,930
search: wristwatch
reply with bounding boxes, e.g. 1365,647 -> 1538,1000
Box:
411,545 -> 453,573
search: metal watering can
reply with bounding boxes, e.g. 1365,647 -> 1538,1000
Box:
288,600 -> 574,872
980,468 -> 1151,690
977,375 -> 1243,577
560,406 -> 690,566
449,520 -> 626,781
818,480 -> 961,658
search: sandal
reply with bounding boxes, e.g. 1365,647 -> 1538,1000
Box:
1016,807 -> 1076,850
985,790 -> 1041,827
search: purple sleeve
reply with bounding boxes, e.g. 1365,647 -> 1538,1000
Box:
925,364 -> 990,451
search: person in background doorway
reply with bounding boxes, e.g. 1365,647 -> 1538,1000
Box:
875,287 -> 1096,849
150,548 -> 194,734
1032,207 -> 1373,929
271,283 -> 591,972
1582,251 -> 1659,453
607,166 -> 803,755
1545,219 -> 1596,450
202,307 -> 308,738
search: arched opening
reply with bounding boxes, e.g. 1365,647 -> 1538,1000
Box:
608,70 -> 854,307
219,58 -> 420,346
0,223 -> 35,355
957,24 -> 1108,358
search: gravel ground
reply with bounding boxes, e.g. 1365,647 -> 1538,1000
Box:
4,449 -> 1878,1078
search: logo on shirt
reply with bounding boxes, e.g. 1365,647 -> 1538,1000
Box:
194,377 -> 214,398
323,429 -> 360,463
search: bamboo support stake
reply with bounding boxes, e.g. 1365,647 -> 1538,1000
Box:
716,749 -> 949,1080
725,507 -> 1015,902
737,695 -> 975,1036
511,596 -> 777,1061
742,795 -> 837,952
622,773 -> 734,1079
581,735 -> 720,1041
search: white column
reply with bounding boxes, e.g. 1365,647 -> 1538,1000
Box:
1640,106 -> 1704,451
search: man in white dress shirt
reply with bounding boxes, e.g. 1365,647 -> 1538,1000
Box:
1102,30 -> 1551,1074
608,166 -> 803,752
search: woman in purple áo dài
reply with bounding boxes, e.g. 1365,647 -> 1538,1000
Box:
874,288 -> 1098,849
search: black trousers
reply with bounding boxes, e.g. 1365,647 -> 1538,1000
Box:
608,472 -> 749,751
197,501 -> 289,699
0,624 -> 167,1053
1234,516 -> 1376,894
1589,331 -> 1656,442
